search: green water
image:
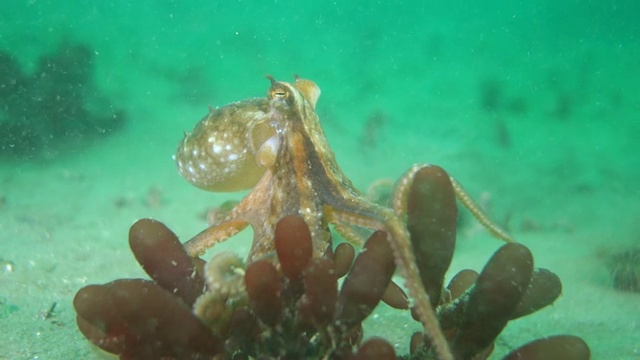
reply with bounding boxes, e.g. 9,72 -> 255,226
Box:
1,1 -> 638,359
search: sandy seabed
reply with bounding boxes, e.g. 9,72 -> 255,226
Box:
1,2 -> 639,359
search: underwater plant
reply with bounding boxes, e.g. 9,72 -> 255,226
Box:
74,166 -> 589,359
74,215 -> 399,359
602,247 -> 640,293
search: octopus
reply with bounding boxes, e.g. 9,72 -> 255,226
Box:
174,76 -> 513,360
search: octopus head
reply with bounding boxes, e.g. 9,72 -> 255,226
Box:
175,99 -> 276,192
175,76 -> 321,193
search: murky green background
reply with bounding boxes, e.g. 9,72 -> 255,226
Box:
1,1 -> 638,359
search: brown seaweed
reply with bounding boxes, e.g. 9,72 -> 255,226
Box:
74,164 -> 588,359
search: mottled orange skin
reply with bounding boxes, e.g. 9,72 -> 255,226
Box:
175,76 -> 513,360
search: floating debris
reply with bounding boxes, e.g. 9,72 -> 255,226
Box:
0,259 -> 15,273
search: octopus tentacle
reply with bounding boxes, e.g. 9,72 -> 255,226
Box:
391,164 -> 425,217
396,165 -> 514,243
450,177 -> 515,243
330,206 -> 454,360
331,220 -> 366,247
184,220 -> 249,257
379,211 -> 454,360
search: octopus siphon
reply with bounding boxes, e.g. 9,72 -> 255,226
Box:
174,76 -> 513,360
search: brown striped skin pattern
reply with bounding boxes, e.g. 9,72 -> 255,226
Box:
175,77 -> 462,358
174,76 -> 517,360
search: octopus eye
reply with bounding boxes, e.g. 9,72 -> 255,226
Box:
269,86 -> 289,100
266,75 -> 291,102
